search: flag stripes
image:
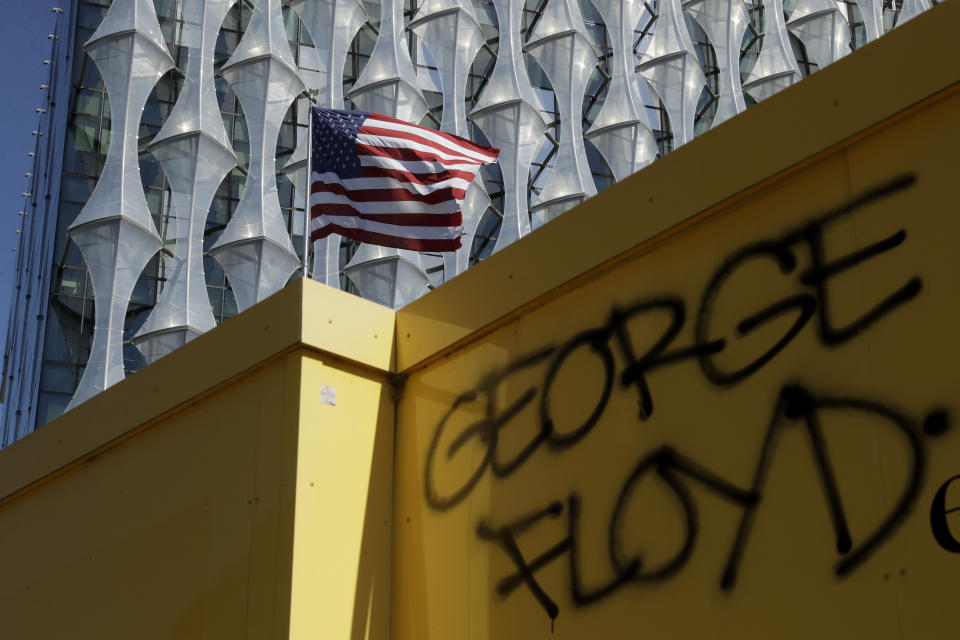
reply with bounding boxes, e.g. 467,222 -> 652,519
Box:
309,108 -> 498,252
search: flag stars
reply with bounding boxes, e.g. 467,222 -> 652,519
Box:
311,107 -> 368,178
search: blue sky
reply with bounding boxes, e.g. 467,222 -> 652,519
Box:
0,2 -> 63,378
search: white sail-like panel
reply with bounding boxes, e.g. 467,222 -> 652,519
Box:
342,0 -> 431,309
855,0 -> 884,43
291,0 -> 368,108
347,0 -> 429,122
445,181 -> 491,278
340,236 -> 432,310
278,97 -> 312,279
410,0 -> 485,138
787,0 -> 850,69
66,0 -> 173,409
290,0 -> 368,287
211,0 -> 305,312
636,0 -> 706,147
133,0 -> 237,365
896,0 -> 932,28
685,0 -> 750,126
342,242 -> 432,309
470,0 -> 548,251
743,0 -> 801,102
585,0 -> 659,182
526,0 -> 599,224
411,0 -> 491,281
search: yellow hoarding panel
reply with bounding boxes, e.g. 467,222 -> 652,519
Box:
393,39 -> 960,640
0,281 -> 396,639
0,353 -> 302,639
300,280 -> 397,372
288,352 -> 394,640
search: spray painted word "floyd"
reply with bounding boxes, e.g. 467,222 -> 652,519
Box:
422,173 -> 955,620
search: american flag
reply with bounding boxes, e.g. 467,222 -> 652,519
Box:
309,107 -> 499,252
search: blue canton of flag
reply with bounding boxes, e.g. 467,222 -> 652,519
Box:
309,107 -> 499,252
312,108 -> 366,180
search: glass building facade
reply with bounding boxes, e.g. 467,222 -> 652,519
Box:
1,0 -> 934,446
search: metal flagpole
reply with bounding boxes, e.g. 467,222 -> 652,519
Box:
301,98 -> 314,279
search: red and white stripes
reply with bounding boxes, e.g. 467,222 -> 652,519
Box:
310,112 -> 498,252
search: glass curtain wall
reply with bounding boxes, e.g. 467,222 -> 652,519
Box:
21,0 -> 935,431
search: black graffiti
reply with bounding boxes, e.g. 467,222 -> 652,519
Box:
696,176 -> 920,385
721,386 -> 928,586
422,172 -> 953,619
930,474 -> 960,552
425,347 -> 556,511
425,173 -> 921,513
477,496 -> 639,621
478,385 -> 946,620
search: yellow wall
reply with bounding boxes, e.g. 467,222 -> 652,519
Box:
0,4 -> 958,639
289,353 -> 395,640
392,6 -> 960,639
0,284 -> 397,639
0,353 -> 303,638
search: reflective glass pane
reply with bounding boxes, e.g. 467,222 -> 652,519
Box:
55,268 -> 86,296
208,286 -> 224,316
222,288 -> 238,319
39,363 -> 78,394
283,7 -> 298,41
36,392 -> 71,427
61,176 -> 96,203
40,305 -> 71,363
75,89 -> 102,116
145,188 -> 164,215
130,277 -> 158,308
70,116 -> 99,153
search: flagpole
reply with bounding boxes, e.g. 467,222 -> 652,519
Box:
301,97 -> 314,279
